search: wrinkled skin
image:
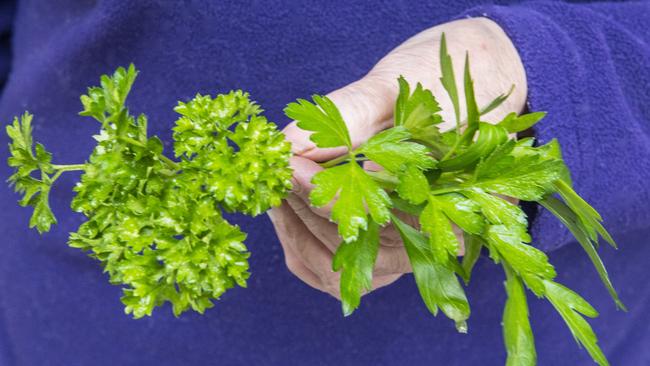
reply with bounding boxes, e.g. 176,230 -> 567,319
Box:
268,18 -> 527,298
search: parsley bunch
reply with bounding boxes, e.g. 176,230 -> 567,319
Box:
285,35 -> 623,366
7,65 -> 292,318
6,35 -> 622,366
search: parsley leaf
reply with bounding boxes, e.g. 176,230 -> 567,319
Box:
485,225 -> 556,296
310,162 -> 391,242
439,122 -> 508,171
499,111 -> 547,134
284,95 -> 352,150
7,112 -> 57,233
470,142 -> 565,201
439,33 -> 460,130
463,52 -> 480,136
392,214 -> 470,331
332,218 -> 380,316
461,233 -> 484,283
463,189 -> 528,229
503,264 -> 537,366
480,84 -> 515,116
359,126 -> 435,172
394,77 -> 443,141
540,196 -> 625,310
433,193 -> 485,235
359,126 -> 436,204
419,195 -> 460,263
544,280 -> 609,366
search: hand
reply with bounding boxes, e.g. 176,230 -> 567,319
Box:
268,17 -> 527,299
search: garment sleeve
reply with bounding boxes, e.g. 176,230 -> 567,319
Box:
461,1 -> 650,251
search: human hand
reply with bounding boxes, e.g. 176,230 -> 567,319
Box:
268,17 -> 527,298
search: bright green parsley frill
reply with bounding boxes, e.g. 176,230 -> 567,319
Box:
8,65 -> 292,318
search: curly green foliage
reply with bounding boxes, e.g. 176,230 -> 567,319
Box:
287,35 -> 622,366
7,65 -> 292,318
173,92 -> 292,216
6,112 -> 56,233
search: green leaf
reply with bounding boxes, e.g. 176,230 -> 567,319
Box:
360,126 -> 435,172
470,142 -> 565,201
540,196 -> 625,310
439,122 -> 508,171
284,95 -> 352,150
332,219 -> 380,316
439,33 -> 460,129
395,76 -> 410,126
433,193 -> 485,235
6,112 -> 57,233
27,175 -> 57,233
463,189 -> 528,229
395,164 -> 430,204
461,233 -> 484,283
173,91 -> 263,157
359,126 -> 436,205
544,280 -> 610,366
394,77 -> 442,127
485,225 -> 556,296
480,84 -> 515,116
511,139 -> 573,186
499,112 -> 547,133
7,113 -> 53,178
390,194 -> 425,217
80,64 -> 138,120
463,52 -> 480,136
395,165 -> 429,204
392,214 -> 470,331
310,162 -> 391,242
419,195 -> 460,263
394,77 -> 444,148
173,91 -> 292,216
503,264 -> 537,366
555,180 -> 617,248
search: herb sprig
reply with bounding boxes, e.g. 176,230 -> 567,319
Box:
8,65 -> 292,318
284,35 -> 622,365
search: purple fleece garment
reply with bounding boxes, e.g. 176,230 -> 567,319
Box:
0,1 -> 648,365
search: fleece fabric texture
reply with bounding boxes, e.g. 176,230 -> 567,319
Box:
0,1 -> 648,365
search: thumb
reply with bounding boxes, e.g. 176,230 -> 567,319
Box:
283,75 -> 397,162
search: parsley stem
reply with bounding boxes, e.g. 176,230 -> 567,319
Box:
50,164 -> 87,183
440,134 -> 464,161
440,127 -> 477,161
319,152 -> 365,168
319,154 -> 348,168
159,155 -> 181,171
118,136 -> 180,171
51,164 -> 86,171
